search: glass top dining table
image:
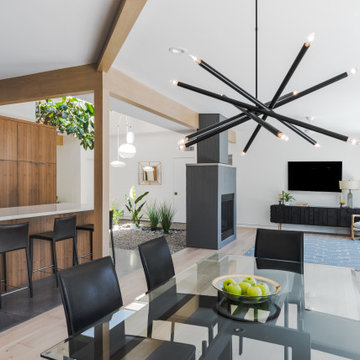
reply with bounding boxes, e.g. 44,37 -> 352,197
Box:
41,254 -> 360,360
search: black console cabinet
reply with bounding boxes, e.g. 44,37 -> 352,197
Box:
270,205 -> 360,228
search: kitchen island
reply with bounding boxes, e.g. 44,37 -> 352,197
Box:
0,203 -> 94,288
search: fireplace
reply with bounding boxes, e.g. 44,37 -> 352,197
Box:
186,113 -> 236,250
221,194 -> 234,241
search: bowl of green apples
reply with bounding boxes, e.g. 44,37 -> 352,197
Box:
212,274 -> 281,304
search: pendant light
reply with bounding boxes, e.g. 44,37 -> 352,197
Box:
111,124 -> 126,168
119,117 -> 136,159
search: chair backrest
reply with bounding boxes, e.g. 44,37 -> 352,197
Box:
0,223 -> 29,253
58,256 -> 123,336
139,236 -> 175,292
255,228 -> 304,263
54,215 -> 76,242
109,210 -> 113,230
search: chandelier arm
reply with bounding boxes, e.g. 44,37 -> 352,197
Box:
242,43 -> 311,153
275,72 -> 348,108
185,115 -> 251,147
233,105 -> 318,147
177,81 -> 348,142
186,92 -> 293,141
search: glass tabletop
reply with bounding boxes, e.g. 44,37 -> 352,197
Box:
41,254 -> 360,360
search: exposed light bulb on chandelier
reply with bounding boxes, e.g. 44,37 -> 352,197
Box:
177,138 -> 186,151
189,54 -> 201,64
170,79 -> 178,86
348,138 -> 358,145
278,133 -> 289,142
306,32 -> 315,45
314,143 -> 321,148
348,67 -> 358,76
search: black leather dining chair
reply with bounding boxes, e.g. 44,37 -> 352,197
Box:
138,236 -> 175,292
139,237 -> 218,355
255,228 -> 304,263
58,256 -> 122,336
30,215 -> 78,287
0,223 -> 33,308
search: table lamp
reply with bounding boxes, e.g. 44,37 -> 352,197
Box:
339,180 -> 360,208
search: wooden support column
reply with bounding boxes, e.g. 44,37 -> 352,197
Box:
94,79 -> 110,258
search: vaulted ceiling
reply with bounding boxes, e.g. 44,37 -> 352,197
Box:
1,0 -> 360,136
113,0 -> 360,135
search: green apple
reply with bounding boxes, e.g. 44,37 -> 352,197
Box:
222,278 -> 236,291
247,286 -> 262,297
226,284 -> 242,295
257,282 -> 270,296
243,276 -> 256,286
238,281 -> 251,295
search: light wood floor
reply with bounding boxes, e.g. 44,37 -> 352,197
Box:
0,227 -> 256,360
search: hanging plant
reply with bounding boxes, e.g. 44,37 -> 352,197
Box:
36,97 -> 95,150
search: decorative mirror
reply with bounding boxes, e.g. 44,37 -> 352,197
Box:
138,161 -> 162,185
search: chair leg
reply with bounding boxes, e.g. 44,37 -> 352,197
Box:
51,241 -> 59,287
3,253 -> 7,292
73,235 -> 79,266
25,247 -> 33,298
90,231 -> 93,261
110,229 -> 116,265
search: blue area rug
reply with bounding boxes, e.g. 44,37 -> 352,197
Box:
244,235 -> 360,269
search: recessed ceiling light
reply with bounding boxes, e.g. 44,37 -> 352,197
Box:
169,47 -> 187,55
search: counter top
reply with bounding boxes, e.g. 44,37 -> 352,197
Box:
0,203 -> 94,222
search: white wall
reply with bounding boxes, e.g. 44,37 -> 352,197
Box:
110,130 -> 195,223
232,127 -> 360,233
57,135 -> 94,206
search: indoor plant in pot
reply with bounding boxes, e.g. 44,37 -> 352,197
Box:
280,190 -> 295,206
125,186 -> 149,229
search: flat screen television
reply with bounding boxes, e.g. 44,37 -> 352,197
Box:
288,161 -> 342,192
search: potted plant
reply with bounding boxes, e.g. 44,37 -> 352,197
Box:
159,202 -> 175,234
147,203 -> 160,231
125,186 -> 149,229
280,190 -> 295,206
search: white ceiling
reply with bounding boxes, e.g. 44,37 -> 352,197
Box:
113,0 -> 360,137
0,0 -> 118,79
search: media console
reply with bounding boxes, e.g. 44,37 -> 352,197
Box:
270,204 -> 360,229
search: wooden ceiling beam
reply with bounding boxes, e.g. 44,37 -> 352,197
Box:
105,67 -> 199,129
0,64 -> 101,105
97,0 -> 147,72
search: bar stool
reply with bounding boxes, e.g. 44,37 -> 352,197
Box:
0,223 -> 33,308
76,210 -> 116,264
30,215 -> 78,287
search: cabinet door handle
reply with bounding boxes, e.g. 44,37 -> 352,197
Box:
30,161 -> 46,164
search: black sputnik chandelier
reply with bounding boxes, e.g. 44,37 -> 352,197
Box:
173,4 -> 358,154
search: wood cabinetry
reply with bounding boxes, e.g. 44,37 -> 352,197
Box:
0,118 -> 17,161
0,116 -> 56,208
0,161 -> 18,207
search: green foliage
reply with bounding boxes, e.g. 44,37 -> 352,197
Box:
36,97 -> 95,150
159,202 -> 175,234
125,186 -> 149,227
110,202 -> 124,225
147,203 -> 160,230
280,190 -> 295,203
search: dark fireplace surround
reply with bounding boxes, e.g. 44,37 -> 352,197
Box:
186,114 -> 237,250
